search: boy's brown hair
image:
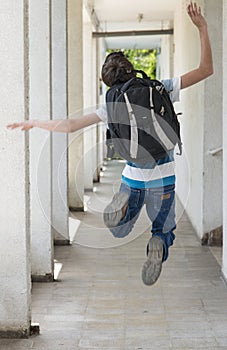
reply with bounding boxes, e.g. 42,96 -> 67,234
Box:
101,51 -> 136,87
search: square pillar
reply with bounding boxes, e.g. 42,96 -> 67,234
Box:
68,0 -> 84,210
222,0 -> 227,280
51,0 -> 69,244
29,0 -> 54,281
83,17 -> 98,190
203,0 -> 223,238
0,0 -> 31,337
174,0 -> 222,240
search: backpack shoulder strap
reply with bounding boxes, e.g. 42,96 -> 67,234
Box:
133,69 -> 148,79
116,70 -> 150,93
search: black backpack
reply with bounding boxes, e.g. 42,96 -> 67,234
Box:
106,70 -> 182,164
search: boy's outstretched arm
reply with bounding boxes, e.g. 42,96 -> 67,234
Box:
7,112 -> 101,133
181,1 -> 213,89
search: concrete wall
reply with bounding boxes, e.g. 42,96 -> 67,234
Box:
0,0 -> 31,336
97,41 -> 106,167
174,0 -> 204,235
159,31 -> 174,80
174,0 -> 222,239
29,0 -> 54,280
222,0 -> 227,279
203,0 -> 223,234
82,4 -> 104,191
83,14 -> 98,191
92,36 -> 102,182
51,0 -> 69,243
68,0 -> 84,210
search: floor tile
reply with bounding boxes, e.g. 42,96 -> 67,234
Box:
2,160 -> 227,350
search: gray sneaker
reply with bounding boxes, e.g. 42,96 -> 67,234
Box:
142,236 -> 164,286
103,192 -> 129,228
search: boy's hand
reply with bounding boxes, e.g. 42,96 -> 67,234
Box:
7,121 -> 34,131
187,2 -> 207,30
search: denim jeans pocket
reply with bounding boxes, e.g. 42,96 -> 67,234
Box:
120,183 -> 142,209
128,187 -> 142,209
154,188 -> 175,213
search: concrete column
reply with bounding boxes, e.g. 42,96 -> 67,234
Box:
93,36 -> 102,182
83,4 -> 103,182
97,41 -> 106,173
0,0 -> 31,337
174,0 -> 204,235
174,0 -> 222,241
68,0 -> 84,210
83,16 -> 98,190
222,0 -> 227,279
202,0 -> 222,238
51,0 -> 69,244
29,0 -> 54,281
159,34 -> 174,80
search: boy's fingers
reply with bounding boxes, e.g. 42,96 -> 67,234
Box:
7,124 -> 17,129
7,123 -> 26,130
191,3 -> 196,16
187,2 -> 201,19
194,2 -> 201,16
187,2 -> 194,17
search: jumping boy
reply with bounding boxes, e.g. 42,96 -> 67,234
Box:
7,2 -> 213,285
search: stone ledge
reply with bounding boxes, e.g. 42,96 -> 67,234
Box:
0,323 -> 40,339
201,226 -> 223,246
69,206 -> 85,212
31,273 -> 54,282
0,328 -> 29,339
54,239 -> 71,246
30,323 -> 40,336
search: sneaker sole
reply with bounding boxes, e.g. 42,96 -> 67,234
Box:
103,192 -> 129,228
141,237 -> 163,286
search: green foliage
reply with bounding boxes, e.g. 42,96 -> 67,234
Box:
107,49 -> 157,79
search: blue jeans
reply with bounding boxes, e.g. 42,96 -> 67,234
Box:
109,183 -> 176,262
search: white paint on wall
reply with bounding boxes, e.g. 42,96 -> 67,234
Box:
222,0 -> 227,280
29,0 -> 54,277
0,0 -> 31,332
173,0 -> 222,239
174,0 -> 204,236
51,0 -> 69,240
68,0 -> 84,210
83,18 -> 97,191
203,0 -> 223,234
159,30 -> 174,80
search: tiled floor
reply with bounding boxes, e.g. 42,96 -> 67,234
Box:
1,160 -> 227,349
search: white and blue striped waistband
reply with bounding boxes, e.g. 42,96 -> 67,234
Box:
122,161 -> 175,182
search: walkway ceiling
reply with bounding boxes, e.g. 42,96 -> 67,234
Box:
91,0 -> 176,50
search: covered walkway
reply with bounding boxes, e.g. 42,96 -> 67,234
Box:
1,0 -> 227,345
1,160 -> 227,350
